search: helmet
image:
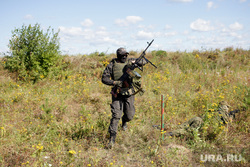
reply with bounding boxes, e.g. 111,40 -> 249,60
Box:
116,47 -> 129,56
116,47 -> 129,63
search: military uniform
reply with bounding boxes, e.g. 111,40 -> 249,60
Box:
168,101 -> 233,137
102,58 -> 136,135
217,101 -> 232,124
102,48 -> 146,148
170,116 -> 203,137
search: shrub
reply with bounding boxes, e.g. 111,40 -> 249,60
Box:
152,50 -> 167,57
3,23 -> 61,82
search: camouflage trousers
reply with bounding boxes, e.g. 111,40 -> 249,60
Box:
108,94 -> 135,135
170,116 -> 203,137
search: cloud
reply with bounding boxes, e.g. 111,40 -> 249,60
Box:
164,31 -> 177,36
190,19 -> 215,31
218,22 -> 244,40
207,1 -> 216,9
169,39 -> 183,45
115,16 -> 143,27
95,27 -> 109,36
229,32 -> 243,39
136,31 -> 154,39
24,14 -> 34,20
58,26 -> 97,41
126,16 -> 143,24
58,26 -> 126,48
190,35 -> 226,47
182,30 -> 189,35
229,22 -> 243,31
137,24 -> 155,30
81,19 -> 94,27
89,37 -> 126,46
134,30 -> 161,40
59,26 -> 84,36
164,24 -> 172,30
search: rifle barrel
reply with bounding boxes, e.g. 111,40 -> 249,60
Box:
135,39 -> 154,65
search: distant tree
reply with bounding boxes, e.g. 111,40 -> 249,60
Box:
155,50 -> 167,57
4,23 -> 61,82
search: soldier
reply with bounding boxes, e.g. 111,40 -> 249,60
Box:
102,47 -> 146,148
167,116 -> 203,137
166,101 -> 234,137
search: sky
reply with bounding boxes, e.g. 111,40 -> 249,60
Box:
0,0 -> 250,55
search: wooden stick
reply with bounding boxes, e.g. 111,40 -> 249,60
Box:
161,95 -> 164,140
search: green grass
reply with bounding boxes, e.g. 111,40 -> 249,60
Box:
0,48 -> 249,166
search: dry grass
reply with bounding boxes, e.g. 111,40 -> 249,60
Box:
0,48 -> 249,166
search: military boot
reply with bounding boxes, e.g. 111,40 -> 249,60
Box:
121,120 -> 127,131
107,133 -> 116,149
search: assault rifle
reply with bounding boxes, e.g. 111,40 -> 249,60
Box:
111,39 -> 157,97
229,109 -> 240,118
130,39 -> 157,71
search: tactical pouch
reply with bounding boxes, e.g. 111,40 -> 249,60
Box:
127,69 -> 142,80
120,88 -> 134,96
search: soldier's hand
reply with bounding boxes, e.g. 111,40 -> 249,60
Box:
127,59 -> 137,69
113,81 -> 123,87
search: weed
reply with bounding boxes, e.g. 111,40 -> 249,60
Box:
0,48 -> 249,166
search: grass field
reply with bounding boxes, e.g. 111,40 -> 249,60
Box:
0,48 -> 249,166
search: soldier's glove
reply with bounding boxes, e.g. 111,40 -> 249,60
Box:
126,60 -> 137,70
113,81 -> 123,87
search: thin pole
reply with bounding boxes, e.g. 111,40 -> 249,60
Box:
161,95 -> 164,140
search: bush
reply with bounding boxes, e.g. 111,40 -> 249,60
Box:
152,50 -> 167,57
3,23 -> 61,82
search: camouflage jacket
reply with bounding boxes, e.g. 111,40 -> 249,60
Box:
217,107 -> 233,124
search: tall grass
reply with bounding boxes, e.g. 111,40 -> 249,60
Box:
0,48 -> 249,166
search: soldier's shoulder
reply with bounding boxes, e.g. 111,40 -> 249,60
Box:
105,58 -> 116,69
110,58 -> 117,63
108,58 -> 117,65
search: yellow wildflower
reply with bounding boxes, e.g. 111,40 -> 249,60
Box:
36,145 -> 43,151
161,131 -> 166,134
69,150 -> 76,155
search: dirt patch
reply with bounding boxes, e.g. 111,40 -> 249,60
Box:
165,144 -> 190,154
